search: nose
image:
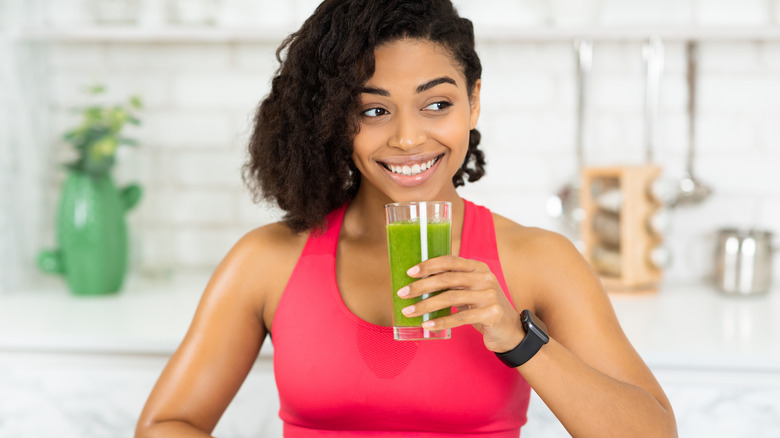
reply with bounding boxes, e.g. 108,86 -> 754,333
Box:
388,110 -> 427,150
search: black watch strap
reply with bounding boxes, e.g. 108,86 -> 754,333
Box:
495,309 -> 549,368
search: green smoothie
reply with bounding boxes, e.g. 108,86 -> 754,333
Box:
386,220 -> 452,327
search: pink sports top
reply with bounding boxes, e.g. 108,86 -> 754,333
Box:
272,199 -> 530,437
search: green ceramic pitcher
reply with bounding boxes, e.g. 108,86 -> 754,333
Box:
38,170 -> 142,295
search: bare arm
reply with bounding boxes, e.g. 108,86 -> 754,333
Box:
402,220 -> 676,437
505,227 -> 676,437
135,224 -> 303,437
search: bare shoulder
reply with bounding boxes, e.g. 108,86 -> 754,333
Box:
491,213 -> 604,319
218,221 -> 307,280
208,221 -> 309,331
237,221 -> 309,261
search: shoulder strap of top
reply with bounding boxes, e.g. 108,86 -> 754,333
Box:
461,199 -> 496,257
301,203 -> 348,256
461,199 -> 513,306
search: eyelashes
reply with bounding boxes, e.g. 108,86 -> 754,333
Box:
361,100 -> 454,118
423,101 -> 453,111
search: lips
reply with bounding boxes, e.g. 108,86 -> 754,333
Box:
377,153 -> 444,187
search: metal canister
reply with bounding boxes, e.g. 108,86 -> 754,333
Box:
714,228 -> 775,295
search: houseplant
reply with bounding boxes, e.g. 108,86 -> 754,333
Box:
37,85 -> 143,295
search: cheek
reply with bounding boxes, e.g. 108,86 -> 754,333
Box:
351,131 -> 375,170
430,114 -> 471,153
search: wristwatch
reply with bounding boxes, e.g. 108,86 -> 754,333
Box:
495,309 -> 549,368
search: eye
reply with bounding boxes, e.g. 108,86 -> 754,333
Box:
362,107 -> 389,118
423,101 -> 453,112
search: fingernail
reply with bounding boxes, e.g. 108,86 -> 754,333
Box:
397,286 -> 410,297
402,305 -> 415,316
422,321 -> 435,328
407,266 -> 420,276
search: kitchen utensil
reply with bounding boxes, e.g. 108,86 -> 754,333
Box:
548,38 -> 592,239
647,244 -> 672,269
642,36 -> 664,164
673,41 -> 712,207
647,177 -> 678,206
592,246 -> 622,277
646,208 -> 670,235
595,188 -> 622,213
592,211 -> 621,246
714,228 -> 776,295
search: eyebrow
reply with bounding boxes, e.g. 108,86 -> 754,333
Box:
361,76 -> 458,97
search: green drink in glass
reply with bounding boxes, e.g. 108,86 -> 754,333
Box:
385,201 -> 452,340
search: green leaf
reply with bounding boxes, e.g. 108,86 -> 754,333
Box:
63,130 -> 83,142
118,138 -> 139,146
84,107 -> 103,122
61,85 -> 143,173
88,84 -> 106,94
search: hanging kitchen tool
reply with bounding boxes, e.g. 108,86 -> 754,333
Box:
673,41 -> 712,207
547,38 -> 592,242
642,36 -> 678,206
642,36 -> 664,164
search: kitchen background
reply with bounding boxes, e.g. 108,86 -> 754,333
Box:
1,0 -> 780,437
2,0 -> 780,288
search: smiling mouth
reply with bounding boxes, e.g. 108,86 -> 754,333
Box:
380,155 -> 442,177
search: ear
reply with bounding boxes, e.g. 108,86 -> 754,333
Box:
468,79 -> 481,130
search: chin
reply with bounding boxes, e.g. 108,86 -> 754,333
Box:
386,188 -> 452,204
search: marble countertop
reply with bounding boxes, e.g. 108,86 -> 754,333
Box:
1,274 -> 778,371
609,284 -> 780,372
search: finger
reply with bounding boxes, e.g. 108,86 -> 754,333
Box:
406,255 -> 483,278
402,288 -> 496,317
421,304 -> 504,331
398,271 -> 475,299
403,269 -> 498,300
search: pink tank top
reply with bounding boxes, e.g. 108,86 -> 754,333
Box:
272,200 -> 530,437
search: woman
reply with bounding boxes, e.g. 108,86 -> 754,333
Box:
136,1 -> 677,436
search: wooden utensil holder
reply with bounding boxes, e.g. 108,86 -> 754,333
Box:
580,165 -> 664,293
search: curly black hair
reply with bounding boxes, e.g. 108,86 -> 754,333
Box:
243,0 -> 485,232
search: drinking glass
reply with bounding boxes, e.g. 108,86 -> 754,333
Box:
385,201 -> 452,341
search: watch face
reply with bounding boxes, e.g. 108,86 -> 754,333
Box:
522,309 -> 550,343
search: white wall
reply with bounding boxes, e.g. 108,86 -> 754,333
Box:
5,0 -> 780,287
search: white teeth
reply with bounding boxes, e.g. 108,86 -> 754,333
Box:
387,157 -> 438,176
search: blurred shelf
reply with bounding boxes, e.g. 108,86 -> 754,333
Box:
12,25 -> 780,44
477,25 -> 780,42
13,26 -> 290,44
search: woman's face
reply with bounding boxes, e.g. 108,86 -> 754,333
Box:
352,38 -> 481,204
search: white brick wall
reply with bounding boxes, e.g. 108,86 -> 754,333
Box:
6,0 -> 780,281
696,0 -> 769,26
